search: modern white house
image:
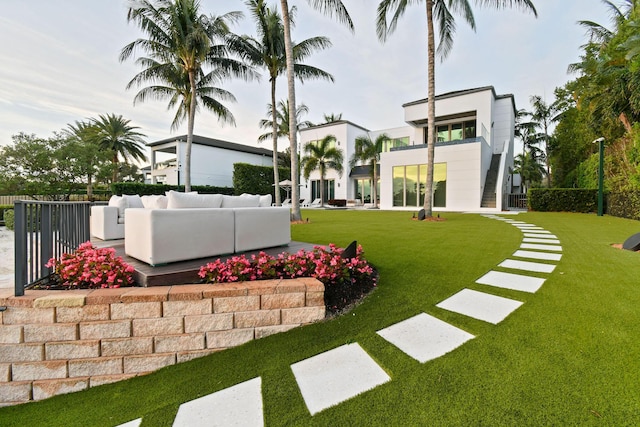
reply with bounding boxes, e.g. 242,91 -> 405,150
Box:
298,86 -> 519,211
147,135 -> 274,187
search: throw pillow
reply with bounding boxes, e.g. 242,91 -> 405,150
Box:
141,195 -> 168,209
259,194 -> 272,207
123,194 -> 144,209
108,195 -> 127,219
167,192 -> 223,209
221,194 -> 261,208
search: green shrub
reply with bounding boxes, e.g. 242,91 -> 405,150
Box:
528,188 -> 599,213
608,191 -> 640,221
111,183 -> 234,196
233,163 -> 290,197
0,204 -> 12,225
3,209 -> 14,230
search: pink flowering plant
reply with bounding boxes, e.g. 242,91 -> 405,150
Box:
199,244 -> 377,313
45,241 -> 135,289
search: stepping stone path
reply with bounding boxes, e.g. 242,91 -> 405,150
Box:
115,214 -> 563,426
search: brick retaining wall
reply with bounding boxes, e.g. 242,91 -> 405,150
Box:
0,278 -> 325,406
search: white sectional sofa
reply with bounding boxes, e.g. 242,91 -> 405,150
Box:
90,194 -> 147,240
121,192 -> 291,266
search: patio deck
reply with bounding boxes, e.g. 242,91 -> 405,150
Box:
91,239 -> 317,287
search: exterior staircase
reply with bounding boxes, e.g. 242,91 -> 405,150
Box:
481,154 -> 501,208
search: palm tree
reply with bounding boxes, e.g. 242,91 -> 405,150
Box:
244,0 -> 333,205
301,135 -> 344,207
323,112 -> 342,123
376,0 -> 537,218
529,95 -> 561,184
349,133 -> 390,208
91,114 -> 147,183
257,100 -> 314,143
64,120 -> 107,200
514,150 -> 545,193
121,0 -> 256,192
278,0 -> 353,220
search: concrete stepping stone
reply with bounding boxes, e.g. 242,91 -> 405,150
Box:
291,343 -> 390,415
377,313 -> 474,363
514,225 -> 544,230
498,259 -> 556,274
513,250 -> 562,261
523,233 -> 557,239
476,270 -> 546,293
520,243 -> 562,252
520,229 -> 552,234
523,237 -> 561,244
436,289 -> 523,324
172,377 -> 263,427
115,420 -> 142,427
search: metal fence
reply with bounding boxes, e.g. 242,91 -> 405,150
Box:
504,193 -> 528,210
13,201 -> 92,296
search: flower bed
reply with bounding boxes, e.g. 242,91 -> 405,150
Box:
45,242 -> 135,289
199,244 -> 377,314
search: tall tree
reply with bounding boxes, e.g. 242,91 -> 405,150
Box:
376,0 -> 537,218
244,0 -> 333,205
279,0 -> 353,220
121,0 -> 255,192
258,101 -> 314,143
529,95 -> 560,184
349,133 -> 390,208
301,135 -> 344,207
64,121 -> 110,200
91,114 -> 147,183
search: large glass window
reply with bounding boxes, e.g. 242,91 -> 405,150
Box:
382,136 -> 409,152
392,163 -> 447,208
311,179 -> 335,201
434,119 -> 476,143
393,167 -> 405,206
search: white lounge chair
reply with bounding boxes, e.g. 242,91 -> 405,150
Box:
301,198 -> 311,207
281,198 -> 291,206
309,198 -> 322,208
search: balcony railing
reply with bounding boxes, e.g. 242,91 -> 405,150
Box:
390,136 -> 486,152
13,201 -> 92,296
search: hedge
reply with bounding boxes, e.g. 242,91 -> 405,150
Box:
0,204 -> 12,226
111,183 -> 234,196
3,209 -> 14,231
528,188 -> 599,213
608,191 -> 640,221
233,163 -> 291,197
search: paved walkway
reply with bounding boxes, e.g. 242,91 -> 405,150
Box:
116,214 -> 563,427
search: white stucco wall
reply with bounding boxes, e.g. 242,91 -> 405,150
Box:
299,122 -> 368,201
379,141 -> 489,211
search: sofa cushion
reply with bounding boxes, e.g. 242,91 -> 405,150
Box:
123,194 -> 144,209
108,195 -> 127,218
141,195 -> 168,209
167,191 -> 223,209
221,194 -> 261,208
259,194 -> 272,207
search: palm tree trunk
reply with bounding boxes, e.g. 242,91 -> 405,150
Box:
112,152 -> 119,184
319,164 -> 325,207
185,69 -> 197,193
87,174 -> 93,201
271,78 -> 281,206
372,159 -> 378,208
280,0 -> 301,220
423,0 -> 436,218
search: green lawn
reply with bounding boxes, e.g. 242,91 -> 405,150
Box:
2,211 -> 639,426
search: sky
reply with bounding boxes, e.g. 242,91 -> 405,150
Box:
0,0 -> 612,162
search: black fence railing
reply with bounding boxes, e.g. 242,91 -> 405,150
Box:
504,193 -> 528,210
13,201 -> 92,296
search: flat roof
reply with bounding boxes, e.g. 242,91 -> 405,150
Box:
147,134 -> 274,157
300,120 -> 370,133
402,86 -> 516,112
